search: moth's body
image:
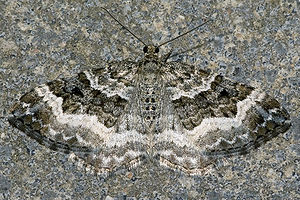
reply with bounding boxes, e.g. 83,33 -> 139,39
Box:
136,46 -> 166,134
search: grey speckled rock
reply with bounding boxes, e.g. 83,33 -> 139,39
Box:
0,0 -> 299,199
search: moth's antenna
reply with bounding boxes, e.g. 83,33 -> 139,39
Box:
168,43 -> 205,59
101,7 -> 147,46
157,19 -> 210,48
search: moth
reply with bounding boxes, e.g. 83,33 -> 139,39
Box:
8,8 -> 291,175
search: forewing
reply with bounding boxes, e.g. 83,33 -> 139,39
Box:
9,61 -> 146,174
155,62 -> 290,175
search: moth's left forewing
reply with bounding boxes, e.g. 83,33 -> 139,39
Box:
9,62 -> 146,174
156,63 -> 291,175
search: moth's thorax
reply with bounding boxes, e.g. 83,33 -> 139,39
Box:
141,62 -> 160,80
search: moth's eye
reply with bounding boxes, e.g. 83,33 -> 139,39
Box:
155,47 -> 159,53
143,46 -> 148,53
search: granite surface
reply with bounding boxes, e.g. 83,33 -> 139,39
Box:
0,0 -> 299,199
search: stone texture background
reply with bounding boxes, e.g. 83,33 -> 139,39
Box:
0,0 -> 299,199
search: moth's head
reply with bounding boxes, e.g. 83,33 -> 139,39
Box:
143,45 -> 159,61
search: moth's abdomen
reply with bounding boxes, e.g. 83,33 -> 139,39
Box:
138,71 -> 164,133
142,87 -> 159,122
